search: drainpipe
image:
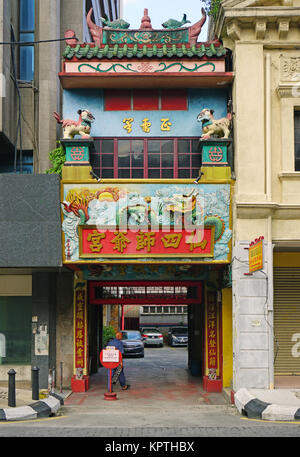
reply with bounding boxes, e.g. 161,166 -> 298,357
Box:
265,53 -> 274,390
266,53 -> 272,204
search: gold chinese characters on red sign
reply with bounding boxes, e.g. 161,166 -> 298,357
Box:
79,226 -> 215,258
206,292 -> 219,380
74,285 -> 87,372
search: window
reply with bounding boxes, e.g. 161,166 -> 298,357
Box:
104,89 -> 187,111
0,297 -> 32,364
118,139 -> 144,178
133,90 -> 159,111
0,151 -> 33,174
19,0 -> 35,81
91,138 -> 200,179
142,305 -> 187,314
295,110 -> 300,171
161,90 -> 187,111
104,90 -> 131,111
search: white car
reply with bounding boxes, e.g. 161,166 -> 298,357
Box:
141,328 -> 164,347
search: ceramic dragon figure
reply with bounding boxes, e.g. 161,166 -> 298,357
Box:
100,13 -> 130,29
162,14 -> 191,29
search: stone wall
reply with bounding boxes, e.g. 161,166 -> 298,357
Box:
0,175 -> 62,268
232,241 -> 274,390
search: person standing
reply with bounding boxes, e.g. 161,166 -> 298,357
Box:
106,331 -> 130,390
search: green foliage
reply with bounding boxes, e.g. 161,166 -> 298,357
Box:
45,142 -> 65,176
102,325 -> 116,347
209,0 -> 222,21
202,0 -> 222,22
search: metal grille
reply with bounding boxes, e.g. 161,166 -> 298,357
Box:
273,267 -> 300,375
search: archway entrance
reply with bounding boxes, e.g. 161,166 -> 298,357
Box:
87,280 -> 222,394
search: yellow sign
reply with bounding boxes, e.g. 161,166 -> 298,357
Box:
249,237 -> 264,273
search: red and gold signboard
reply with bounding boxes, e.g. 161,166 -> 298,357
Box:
79,226 -> 215,258
206,292 -> 219,375
74,287 -> 86,370
204,291 -> 222,392
71,280 -> 88,392
249,236 -> 264,273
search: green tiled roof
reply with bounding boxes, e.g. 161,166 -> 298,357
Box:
63,43 -> 226,60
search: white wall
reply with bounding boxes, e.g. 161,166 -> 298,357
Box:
232,241 -> 274,390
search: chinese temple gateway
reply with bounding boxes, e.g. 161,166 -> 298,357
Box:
58,8 -> 234,393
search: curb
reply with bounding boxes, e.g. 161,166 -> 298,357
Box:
0,393 -> 64,421
234,388 -> 300,421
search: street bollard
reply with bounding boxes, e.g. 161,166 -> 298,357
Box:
8,369 -> 16,407
31,366 -> 40,401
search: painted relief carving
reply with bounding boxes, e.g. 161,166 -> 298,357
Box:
53,109 -> 95,139
62,204 -> 80,261
75,61 -> 218,74
86,263 -> 208,280
197,109 -> 231,139
154,62 -> 216,73
61,184 -> 232,262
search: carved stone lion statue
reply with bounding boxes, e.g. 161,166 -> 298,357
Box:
53,109 -> 95,139
197,109 -> 231,140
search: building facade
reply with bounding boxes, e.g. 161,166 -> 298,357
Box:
212,0 -> 300,391
58,6 -> 234,392
1,0 -> 299,398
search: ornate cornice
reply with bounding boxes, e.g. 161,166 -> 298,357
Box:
214,5 -> 300,40
277,84 -> 300,98
236,201 -> 300,219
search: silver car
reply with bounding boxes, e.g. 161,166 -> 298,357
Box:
121,330 -> 144,357
141,328 -> 164,347
167,327 -> 188,346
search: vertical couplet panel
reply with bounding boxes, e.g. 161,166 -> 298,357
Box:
71,279 -> 89,392
203,289 -> 223,392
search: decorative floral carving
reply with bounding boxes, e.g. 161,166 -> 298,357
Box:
280,57 -> 300,81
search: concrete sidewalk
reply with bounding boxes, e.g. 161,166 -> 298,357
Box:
1,346 -> 299,422
0,389 -> 67,421
234,388 -> 300,421
1,385 -> 300,422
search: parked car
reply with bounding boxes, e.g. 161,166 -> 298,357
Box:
141,328 -> 164,347
167,327 -> 188,347
121,330 -> 144,357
